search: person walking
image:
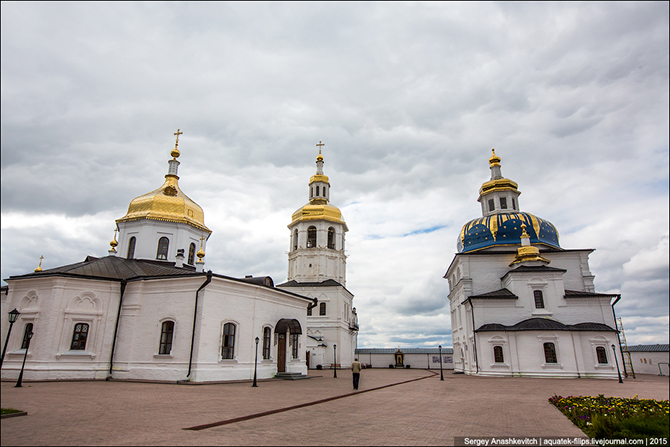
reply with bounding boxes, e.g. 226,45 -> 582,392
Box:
351,358 -> 362,390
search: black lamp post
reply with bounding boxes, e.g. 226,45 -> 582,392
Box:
15,331 -> 33,388
439,345 -> 444,381
333,344 -> 337,378
612,344 -> 623,384
252,337 -> 259,387
1,308 -> 20,369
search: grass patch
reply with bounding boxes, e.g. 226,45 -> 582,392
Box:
549,394 -> 669,439
1,408 -> 24,415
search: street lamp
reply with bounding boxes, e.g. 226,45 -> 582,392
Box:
439,345 -> 444,381
252,337 -> 259,387
333,344 -> 337,378
612,344 -> 623,384
1,308 -> 20,369
15,330 -> 33,388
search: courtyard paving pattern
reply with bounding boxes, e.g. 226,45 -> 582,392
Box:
1,370 -> 668,446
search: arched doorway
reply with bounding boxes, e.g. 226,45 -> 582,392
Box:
275,319 -> 303,373
395,349 -> 404,368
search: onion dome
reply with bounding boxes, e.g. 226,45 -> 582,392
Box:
34,255 -> 44,273
290,145 -> 348,229
116,133 -> 211,234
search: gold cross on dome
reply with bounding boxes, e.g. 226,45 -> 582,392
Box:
174,129 -> 183,147
316,140 -> 325,154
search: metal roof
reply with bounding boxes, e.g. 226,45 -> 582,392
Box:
626,344 -> 669,352
476,318 -> 616,332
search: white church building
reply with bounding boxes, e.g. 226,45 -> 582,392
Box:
445,150 -> 623,379
0,134 -> 349,383
277,147 -> 359,370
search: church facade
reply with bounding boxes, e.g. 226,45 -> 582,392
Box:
277,147 -> 359,369
445,150 -> 622,379
0,134 -> 315,382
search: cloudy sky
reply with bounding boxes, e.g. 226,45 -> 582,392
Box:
2,2 -> 668,348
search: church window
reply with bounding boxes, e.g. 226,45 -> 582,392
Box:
127,237 -> 136,259
493,346 -> 504,363
310,187 -> 314,198
263,327 -> 271,360
307,226 -> 317,248
500,197 -> 507,209
316,186 -> 320,197
290,333 -> 299,359
159,321 -> 174,355
21,323 -> 34,350
534,290 -> 545,309
307,306 -> 312,316
488,199 -> 495,212
222,323 -> 236,359
595,346 -> 608,364
70,323 -> 89,350
293,229 -> 298,251
320,302 -> 327,316
156,237 -> 169,260
512,198 -> 516,210
543,342 -> 557,363
188,243 -> 196,265
328,227 -> 335,249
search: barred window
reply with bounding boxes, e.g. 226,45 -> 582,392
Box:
534,290 -> 545,309
488,199 -> 495,212
71,323 -> 89,350
493,346 -> 504,363
544,342 -> 557,363
263,327 -> 271,360
320,302 -> 326,316
159,321 -> 174,355
291,333 -> 299,359
596,346 -> 608,364
222,323 -> 236,359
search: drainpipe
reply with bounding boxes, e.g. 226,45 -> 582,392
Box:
467,298 -> 479,373
186,270 -> 212,379
107,279 -> 127,380
307,297 -> 318,313
611,295 -> 633,378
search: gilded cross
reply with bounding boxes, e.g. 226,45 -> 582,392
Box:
174,129 -> 183,148
37,255 -> 44,268
316,140 -> 325,154
199,235 -> 205,249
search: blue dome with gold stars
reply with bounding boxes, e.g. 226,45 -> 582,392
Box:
458,211 -> 560,253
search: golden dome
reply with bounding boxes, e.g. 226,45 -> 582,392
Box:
489,148 -> 501,167
290,201 -> 347,228
116,175 -> 211,233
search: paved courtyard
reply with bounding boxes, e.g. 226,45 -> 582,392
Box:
1,369 -> 668,446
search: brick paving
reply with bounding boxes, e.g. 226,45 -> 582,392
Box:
1,370 -> 668,446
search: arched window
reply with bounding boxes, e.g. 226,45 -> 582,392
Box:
493,346 -> 504,363
293,229 -> 298,251
21,323 -> 34,350
159,321 -> 174,355
71,323 -> 89,350
156,237 -> 169,260
327,227 -> 335,249
534,290 -> 545,309
320,302 -> 327,316
307,226 -> 317,248
222,323 -> 236,359
263,327 -> 271,360
127,237 -> 136,259
187,243 -> 196,265
596,346 -> 608,364
543,342 -> 557,363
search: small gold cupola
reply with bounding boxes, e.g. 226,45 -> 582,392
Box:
34,255 -> 44,272
109,229 -> 118,255
510,224 -> 551,266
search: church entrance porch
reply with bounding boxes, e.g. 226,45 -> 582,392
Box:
275,318 -> 303,375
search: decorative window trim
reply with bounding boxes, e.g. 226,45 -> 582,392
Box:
538,335 -> 562,368
220,321 -> 238,361
158,319 -> 176,356
156,236 -> 170,260
262,325 -> 273,360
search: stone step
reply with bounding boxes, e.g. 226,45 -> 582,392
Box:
274,372 -> 311,380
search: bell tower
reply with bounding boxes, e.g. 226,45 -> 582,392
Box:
287,143 -> 348,285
